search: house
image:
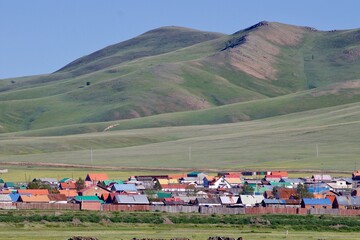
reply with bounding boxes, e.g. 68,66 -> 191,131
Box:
19,195 -> 50,203
111,184 -> 138,193
195,197 -> 221,207
78,185 -> 109,197
220,196 -> 239,206
262,199 -> 286,207
113,195 -> 149,205
48,194 -> 68,204
274,188 -> 297,200
18,189 -> 49,195
264,175 -> 281,182
102,180 -> 124,186
352,170 -> 360,180
59,182 -> 76,190
238,195 -> 264,207
59,178 -> 74,183
208,177 -> 232,189
327,178 -> 353,190
333,196 -> 360,209
59,189 -> 78,199
301,198 -> 332,209
270,171 -> 288,178
9,193 -> 20,202
280,178 -> 304,187
269,181 -> 292,188
101,193 -> 118,204
351,188 -> 360,197
312,175 -> 332,182
85,173 -> 109,183
223,177 -> 242,187
33,178 -> 58,185
163,197 -> 185,206
4,182 -> 15,189
161,184 -> 189,192
0,194 -> 12,203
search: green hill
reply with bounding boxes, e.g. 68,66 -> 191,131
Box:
1,22 -> 360,134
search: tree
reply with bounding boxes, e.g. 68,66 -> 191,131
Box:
242,183 -> 254,195
153,180 -> 162,191
295,183 -> 313,199
75,177 -> 86,191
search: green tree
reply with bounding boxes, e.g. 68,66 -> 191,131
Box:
295,183 -> 314,199
242,184 -> 254,195
75,177 -> 86,191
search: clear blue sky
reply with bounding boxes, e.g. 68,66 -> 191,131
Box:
1,0 -> 360,79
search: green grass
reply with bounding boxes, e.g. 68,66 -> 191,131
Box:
0,102 -> 359,171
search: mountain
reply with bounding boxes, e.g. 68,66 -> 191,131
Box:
1,21 -> 360,134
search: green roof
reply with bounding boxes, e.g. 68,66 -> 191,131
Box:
0,179 -> 4,183
187,172 -> 201,177
155,192 -> 172,199
59,178 -> 71,183
103,180 -> 124,185
75,196 -> 104,203
269,182 -> 292,187
4,182 -> 15,188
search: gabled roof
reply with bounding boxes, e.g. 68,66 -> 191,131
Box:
60,182 -> 76,190
275,188 -> 297,200
4,182 -> 15,188
74,195 -> 104,203
158,179 -> 178,185
0,179 -> 4,183
103,180 -> 124,186
239,195 -> 264,205
48,194 -> 67,202
9,193 -> 20,202
59,178 -> 72,183
0,194 -> 12,202
196,197 -> 221,205
114,195 -> 149,204
270,171 -> 288,178
85,173 -> 109,182
18,189 -> 49,195
20,195 -> 50,203
302,198 -> 331,205
225,178 -> 241,184
34,178 -> 58,183
59,190 -> 78,198
220,196 -> 239,204
280,178 -> 304,184
312,175 -> 332,181
263,199 -> 286,204
111,183 -> 137,192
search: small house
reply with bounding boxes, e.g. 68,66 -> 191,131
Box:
301,198 -> 332,209
113,195 -> 149,205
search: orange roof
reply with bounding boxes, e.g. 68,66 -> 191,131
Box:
20,195 -> 50,203
313,194 -> 324,199
18,189 -> 49,195
60,182 -> 76,190
270,171 -> 288,177
326,195 -> 336,204
59,190 -> 78,197
86,173 -> 109,182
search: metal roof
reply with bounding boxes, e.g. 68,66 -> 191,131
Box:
239,195 -> 264,205
0,194 -> 12,202
114,195 -> 149,204
111,183 -> 138,192
220,196 -> 239,204
263,199 -> 286,204
302,198 -> 331,205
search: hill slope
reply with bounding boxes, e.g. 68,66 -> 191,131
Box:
1,22 -> 360,133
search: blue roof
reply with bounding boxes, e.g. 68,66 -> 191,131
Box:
9,193 -> 20,202
263,199 -> 286,204
111,183 -> 137,192
302,198 -> 331,205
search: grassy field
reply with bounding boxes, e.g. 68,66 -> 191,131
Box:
0,211 -> 359,240
0,224 -> 358,240
0,102 -> 359,171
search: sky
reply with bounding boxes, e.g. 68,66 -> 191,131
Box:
1,0 -> 360,79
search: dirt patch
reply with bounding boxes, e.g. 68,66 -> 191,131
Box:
311,80 -> 360,97
342,47 -> 360,62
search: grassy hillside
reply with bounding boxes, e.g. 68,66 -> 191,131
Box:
1,101 -> 359,171
1,22 -> 360,133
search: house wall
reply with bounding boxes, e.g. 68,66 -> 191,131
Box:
81,202 -> 101,211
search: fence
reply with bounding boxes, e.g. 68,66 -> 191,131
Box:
150,205 -> 199,213
104,205 -> 150,211
16,203 -> 80,210
200,206 -> 245,214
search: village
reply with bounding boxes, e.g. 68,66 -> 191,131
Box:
0,169 -> 360,215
